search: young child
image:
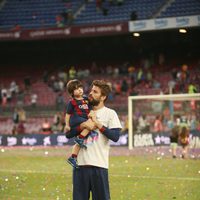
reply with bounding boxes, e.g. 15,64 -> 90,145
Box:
179,126 -> 190,159
170,125 -> 179,158
65,79 -> 92,168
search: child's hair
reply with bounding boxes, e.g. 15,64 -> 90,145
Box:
92,80 -> 112,101
179,126 -> 189,144
66,79 -> 83,97
179,126 -> 189,138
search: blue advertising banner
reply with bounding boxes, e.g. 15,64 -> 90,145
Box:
0,131 -> 200,147
129,15 -> 200,32
133,130 -> 200,148
0,133 -> 128,147
0,133 -> 73,146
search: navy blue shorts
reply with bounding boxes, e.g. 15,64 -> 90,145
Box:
66,116 -> 88,138
69,115 -> 87,128
73,166 -> 110,200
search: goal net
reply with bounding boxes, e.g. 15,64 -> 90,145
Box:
128,93 -> 200,150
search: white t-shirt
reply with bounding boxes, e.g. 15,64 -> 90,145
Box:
77,106 -> 122,169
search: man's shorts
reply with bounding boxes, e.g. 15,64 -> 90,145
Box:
73,166 -> 110,200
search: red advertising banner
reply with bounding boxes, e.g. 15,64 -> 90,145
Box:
0,22 -> 128,41
77,23 -> 128,36
0,31 -> 21,40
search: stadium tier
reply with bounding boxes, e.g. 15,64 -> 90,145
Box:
75,0 -> 166,25
0,116 -> 53,135
0,61 -> 199,109
160,0 -> 200,18
0,0 -> 199,30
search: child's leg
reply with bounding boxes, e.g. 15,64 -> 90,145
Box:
74,129 -> 90,148
172,144 -> 177,158
170,143 -> 177,158
79,129 -> 90,138
67,144 -> 80,168
182,145 -> 188,158
71,143 -> 80,158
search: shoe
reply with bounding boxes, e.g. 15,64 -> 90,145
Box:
67,156 -> 79,168
74,137 -> 87,149
172,155 -> 176,159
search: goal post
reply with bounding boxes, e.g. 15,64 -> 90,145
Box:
128,93 -> 200,150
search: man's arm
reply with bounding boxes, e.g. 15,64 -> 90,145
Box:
66,123 -> 121,142
99,126 -> 121,142
89,112 -> 121,142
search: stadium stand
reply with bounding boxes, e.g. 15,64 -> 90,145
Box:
0,59 -> 199,109
75,0 -> 166,25
160,0 -> 200,18
0,116 -> 54,135
0,0 -> 199,30
0,0 -> 85,29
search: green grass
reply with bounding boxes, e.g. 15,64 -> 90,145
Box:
0,147 -> 200,200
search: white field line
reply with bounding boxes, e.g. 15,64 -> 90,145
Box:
0,169 -> 200,181
0,194 -> 51,200
1,194 -> 57,200
111,174 -> 200,181
0,168 -> 70,175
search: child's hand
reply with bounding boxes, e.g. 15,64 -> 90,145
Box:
81,118 -> 97,131
88,111 -> 97,122
88,110 -> 94,118
64,125 -> 71,133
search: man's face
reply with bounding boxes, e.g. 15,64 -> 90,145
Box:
88,85 -> 102,106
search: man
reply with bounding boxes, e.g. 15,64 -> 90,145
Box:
66,80 -> 122,200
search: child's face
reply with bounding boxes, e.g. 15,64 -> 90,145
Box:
73,87 -> 83,98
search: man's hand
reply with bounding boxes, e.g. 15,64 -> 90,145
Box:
81,118 -> 97,131
88,111 -> 103,130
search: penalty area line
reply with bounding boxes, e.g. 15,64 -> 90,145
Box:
111,174 -> 200,181
0,169 -> 199,181
0,168 -> 69,175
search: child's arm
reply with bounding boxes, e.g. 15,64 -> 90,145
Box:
64,113 -> 71,132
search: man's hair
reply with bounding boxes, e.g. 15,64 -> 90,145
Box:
92,80 -> 112,101
66,79 -> 83,96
